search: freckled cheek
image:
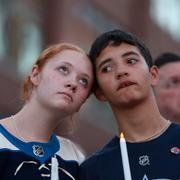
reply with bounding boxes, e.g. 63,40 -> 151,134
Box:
41,77 -> 62,93
81,89 -> 91,99
75,91 -> 89,105
49,74 -> 65,84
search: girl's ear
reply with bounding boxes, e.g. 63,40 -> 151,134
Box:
150,65 -> 159,86
94,86 -> 107,102
30,65 -> 41,86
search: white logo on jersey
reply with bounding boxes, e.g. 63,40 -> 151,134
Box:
142,174 -> 149,180
139,155 -> 150,166
142,174 -> 172,180
32,145 -> 44,157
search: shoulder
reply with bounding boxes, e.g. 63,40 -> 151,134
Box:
56,136 -> 85,164
0,117 -> 9,127
171,122 -> 180,128
167,122 -> 180,136
167,122 -> 180,133
79,136 -> 119,179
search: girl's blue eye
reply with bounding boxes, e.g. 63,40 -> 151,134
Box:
79,78 -> 88,87
59,66 -> 69,74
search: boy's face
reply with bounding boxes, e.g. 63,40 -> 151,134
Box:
94,43 -> 158,108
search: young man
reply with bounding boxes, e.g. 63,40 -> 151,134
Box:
154,52 -> 180,124
79,30 -> 180,179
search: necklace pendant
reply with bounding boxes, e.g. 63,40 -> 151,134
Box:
32,145 -> 44,157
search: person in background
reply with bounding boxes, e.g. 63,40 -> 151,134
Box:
154,52 -> 180,124
79,29 -> 180,179
0,43 -> 93,180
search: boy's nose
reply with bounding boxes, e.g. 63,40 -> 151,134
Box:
116,71 -> 129,79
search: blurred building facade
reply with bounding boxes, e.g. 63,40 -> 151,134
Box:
0,0 -> 180,155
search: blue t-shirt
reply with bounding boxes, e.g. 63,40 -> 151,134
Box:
80,123 -> 180,180
0,124 -> 78,180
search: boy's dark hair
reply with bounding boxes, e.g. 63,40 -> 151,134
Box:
89,29 -> 153,88
154,52 -> 180,68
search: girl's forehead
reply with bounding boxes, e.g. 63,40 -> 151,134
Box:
41,50 -> 81,68
42,49 -> 92,73
50,49 -> 85,62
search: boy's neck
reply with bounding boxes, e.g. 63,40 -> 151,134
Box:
112,96 -> 169,142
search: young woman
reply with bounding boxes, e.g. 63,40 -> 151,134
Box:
0,43 -> 93,180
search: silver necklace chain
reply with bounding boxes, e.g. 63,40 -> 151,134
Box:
126,120 -> 171,143
11,115 -> 27,142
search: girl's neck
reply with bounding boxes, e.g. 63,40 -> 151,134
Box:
9,102 -> 66,143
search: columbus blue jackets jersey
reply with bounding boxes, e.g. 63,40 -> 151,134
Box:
0,124 -> 84,180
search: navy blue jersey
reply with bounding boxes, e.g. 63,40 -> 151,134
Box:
0,124 -> 80,180
80,123 -> 180,180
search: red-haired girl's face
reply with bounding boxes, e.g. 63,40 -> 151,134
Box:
30,49 -> 93,116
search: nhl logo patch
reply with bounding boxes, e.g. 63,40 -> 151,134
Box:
170,147 -> 180,155
139,155 -> 150,166
32,145 -> 44,157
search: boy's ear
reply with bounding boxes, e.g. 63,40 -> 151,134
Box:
94,86 -> 107,102
150,65 -> 159,86
30,65 -> 41,86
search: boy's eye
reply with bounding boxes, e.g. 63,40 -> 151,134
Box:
58,66 -> 69,74
127,59 -> 137,64
79,78 -> 88,87
101,66 -> 112,73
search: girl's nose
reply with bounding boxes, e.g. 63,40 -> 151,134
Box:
65,83 -> 77,93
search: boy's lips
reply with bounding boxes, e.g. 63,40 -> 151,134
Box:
117,81 -> 136,91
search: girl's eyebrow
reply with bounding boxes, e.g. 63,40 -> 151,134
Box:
60,61 -> 72,67
81,73 -> 90,79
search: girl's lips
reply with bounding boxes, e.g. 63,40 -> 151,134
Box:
58,92 -> 73,102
